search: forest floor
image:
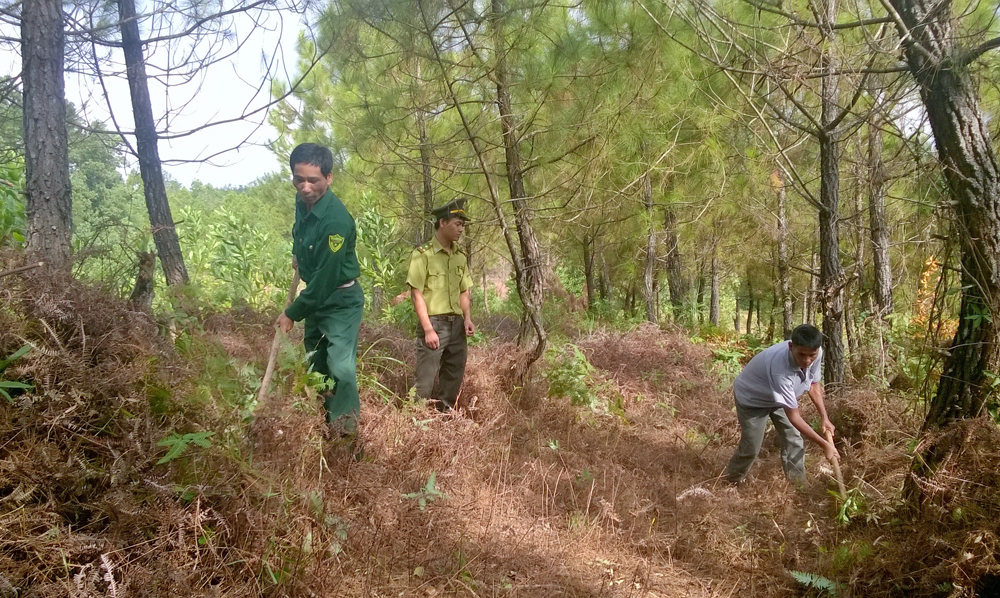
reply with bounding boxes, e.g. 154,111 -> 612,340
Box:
2,269 -> 1000,597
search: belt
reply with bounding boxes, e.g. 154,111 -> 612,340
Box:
337,279 -> 356,289
430,314 -> 462,321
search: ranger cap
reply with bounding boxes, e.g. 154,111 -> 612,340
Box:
431,198 -> 470,222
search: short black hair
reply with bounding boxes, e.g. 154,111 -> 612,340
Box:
289,143 -> 334,177
433,213 -> 464,230
790,324 -> 822,349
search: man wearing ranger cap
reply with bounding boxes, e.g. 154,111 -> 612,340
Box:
277,143 -> 364,437
406,199 -> 475,411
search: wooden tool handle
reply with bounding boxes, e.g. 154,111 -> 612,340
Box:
257,271 -> 300,403
825,429 -> 847,499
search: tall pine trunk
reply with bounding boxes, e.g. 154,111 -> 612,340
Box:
774,171 -> 793,338
119,0 -> 188,285
599,251 -> 611,301
807,252 -> 819,325
643,172 -> 657,323
710,247 -> 720,326
22,0 -> 72,270
697,269 -> 706,325
734,294 -> 741,333
818,0 -> 845,390
583,233 -> 596,310
491,0 -> 545,365
664,208 -> 686,323
888,0 -> 1000,429
868,116 -> 894,316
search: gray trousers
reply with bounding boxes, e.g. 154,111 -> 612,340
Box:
414,315 -> 467,408
724,400 -> 806,484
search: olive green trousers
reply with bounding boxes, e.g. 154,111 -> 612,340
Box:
413,314 -> 467,409
303,284 -> 364,429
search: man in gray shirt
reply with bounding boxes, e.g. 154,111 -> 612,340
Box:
724,324 -> 840,486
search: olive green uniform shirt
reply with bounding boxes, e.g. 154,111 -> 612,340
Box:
406,237 -> 473,316
285,189 -> 361,322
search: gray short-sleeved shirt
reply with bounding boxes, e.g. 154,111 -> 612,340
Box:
733,341 -> 822,409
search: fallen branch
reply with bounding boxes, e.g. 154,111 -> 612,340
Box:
0,261 -> 45,278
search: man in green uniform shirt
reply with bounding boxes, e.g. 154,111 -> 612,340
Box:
277,143 -> 364,436
406,199 -> 475,411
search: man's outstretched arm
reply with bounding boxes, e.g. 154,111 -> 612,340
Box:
783,406 -> 840,463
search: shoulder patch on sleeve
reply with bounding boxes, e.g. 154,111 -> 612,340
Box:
328,234 -> 345,253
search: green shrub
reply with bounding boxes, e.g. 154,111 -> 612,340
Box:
0,161 -> 25,247
543,344 -> 597,407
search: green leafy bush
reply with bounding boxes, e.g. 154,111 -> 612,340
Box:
543,344 -> 597,407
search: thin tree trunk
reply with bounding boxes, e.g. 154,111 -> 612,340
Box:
846,186 -> 864,357
755,293 -> 762,334
697,269 -> 706,325
583,234 -> 596,310
599,250 -> 611,301
766,292 -> 775,342
816,0 -> 845,388
734,294 -> 741,333
808,252 -> 819,325
710,248 -> 720,326
868,116 -> 894,317
746,274 -> 754,334
888,0 -> 1000,429
491,0 -> 545,364
22,0 -> 72,270
775,172 -> 793,339
119,0 -> 188,285
664,208 -> 686,323
845,279 -> 856,358
643,172 -> 656,322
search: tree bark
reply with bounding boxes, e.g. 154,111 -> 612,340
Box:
696,269 -> 706,325
491,0 -> 545,364
868,116 -> 894,316
22,0 -> 72,270
119,0 -> 188,285
818,0 -> 846,390
664,208 -> 686,322
710,247 -> 720,326
583,233 -> 596,310
643,172 -> 657,323
846,186 -> 864,357
888,0 -> 1000,428
807,252 -> 819,325
734,294 -> 741,333
599,250 -> 611,301
775,172 -> 793,339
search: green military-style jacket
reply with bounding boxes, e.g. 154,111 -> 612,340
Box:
406,236 -> 473,316
285,189 -> 361,322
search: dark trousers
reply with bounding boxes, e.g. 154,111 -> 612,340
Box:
724,399 -> 806,484
303,284 -> 364,429
414,315 -> 468,408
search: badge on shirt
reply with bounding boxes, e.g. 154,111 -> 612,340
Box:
328,234 -> 344,253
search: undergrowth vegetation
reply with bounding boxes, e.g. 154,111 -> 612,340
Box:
2,260 -> 1000,597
